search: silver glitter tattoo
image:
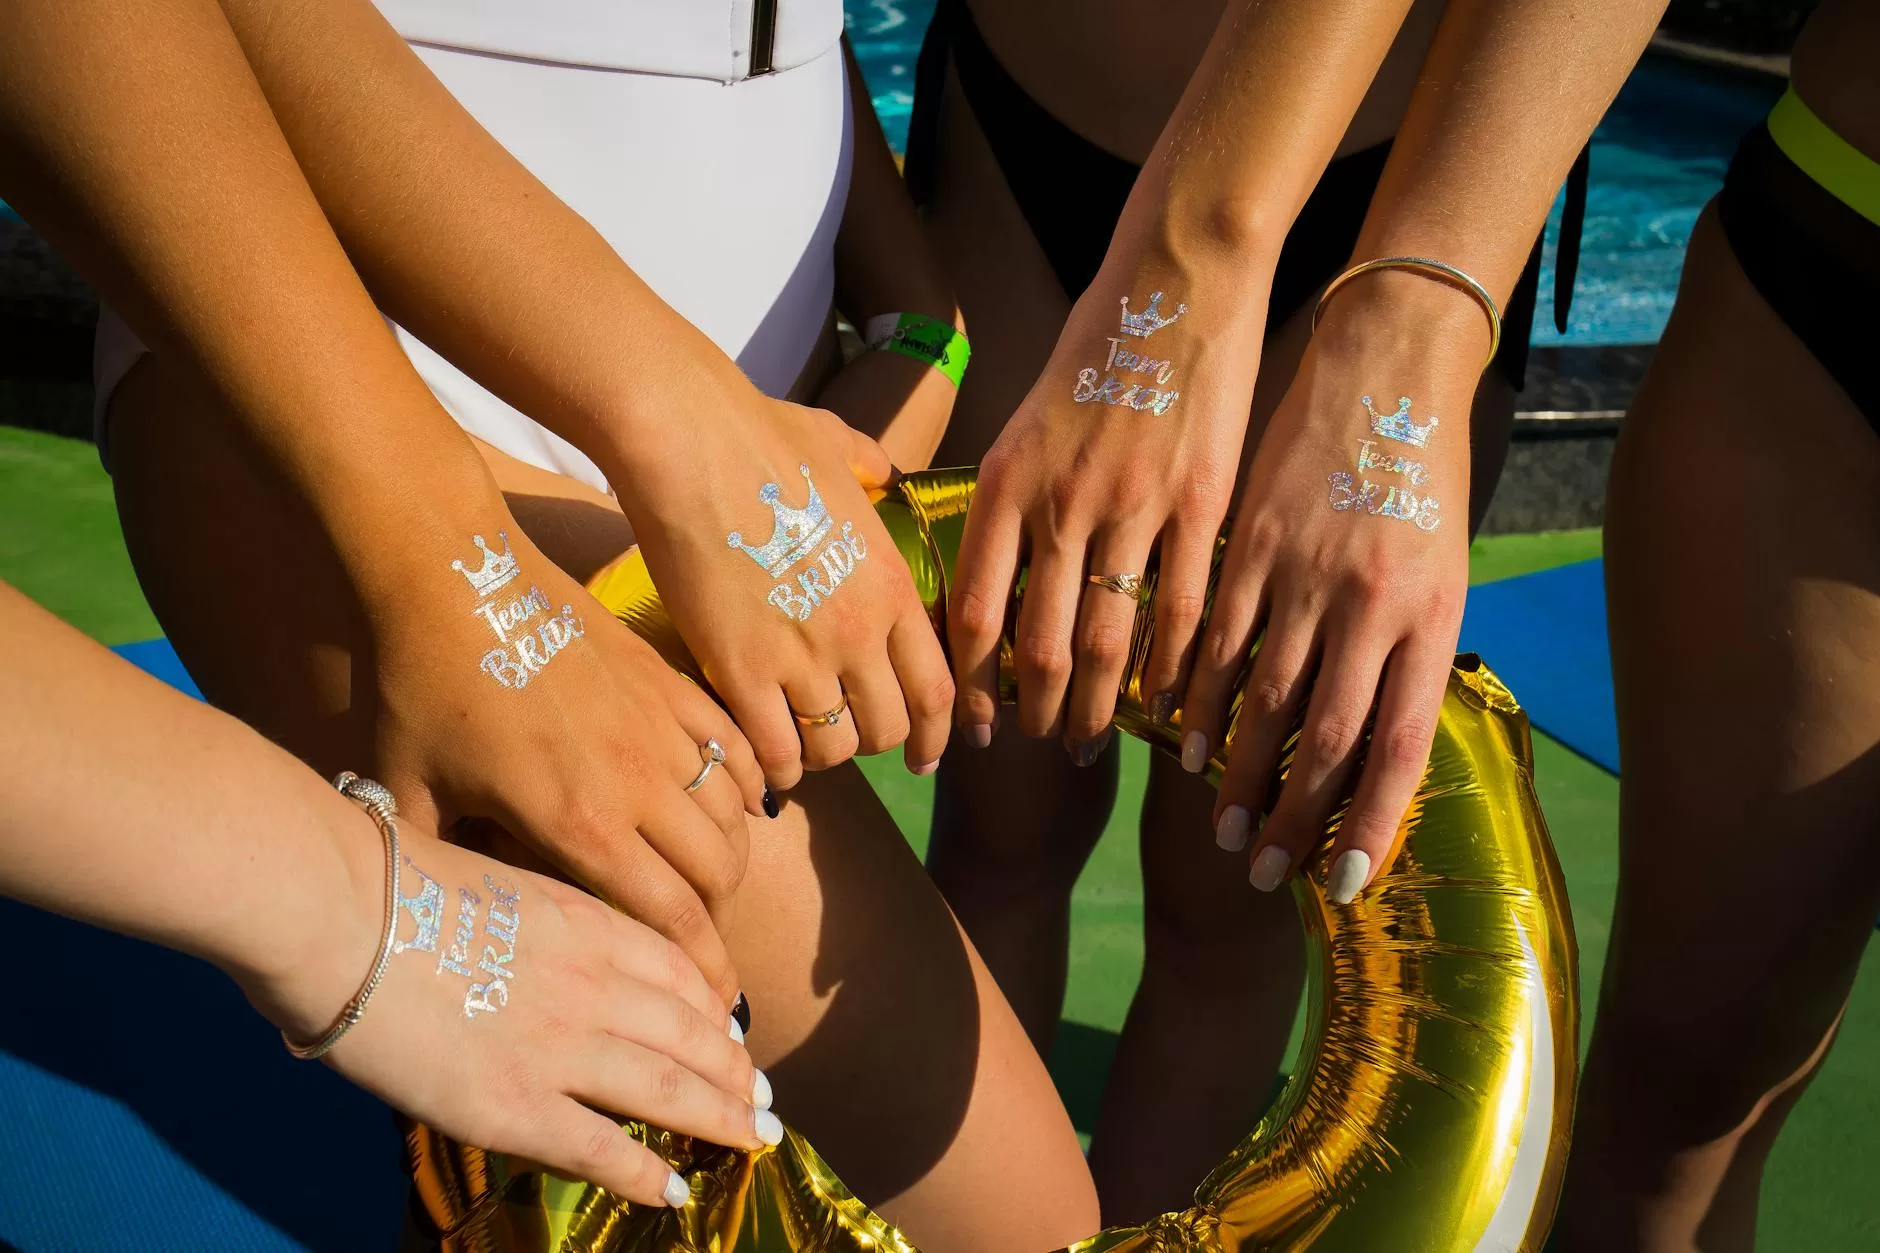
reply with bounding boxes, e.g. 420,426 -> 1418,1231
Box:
728,464 -> 871,623
390,856 -> 444,955
1325,396 -> 1443,532
1070,292 -> 1186,417
464,875 -> 523,1019
453,531 -> 586,690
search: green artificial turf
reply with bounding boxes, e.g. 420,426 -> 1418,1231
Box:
4,424 -> 1876,1247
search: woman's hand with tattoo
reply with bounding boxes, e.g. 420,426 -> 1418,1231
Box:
290,836 -> 779,1208
1182,284 -> 1478,904
950,263 -> 1265,760
363,523 -> 765,1011
607,393 -> 953,789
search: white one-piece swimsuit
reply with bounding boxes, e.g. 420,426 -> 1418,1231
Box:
94,0 -> 854,492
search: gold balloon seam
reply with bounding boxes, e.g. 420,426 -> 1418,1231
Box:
407,466 -> 1578,1252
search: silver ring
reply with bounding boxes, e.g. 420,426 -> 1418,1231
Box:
1087,572 -> 1145,601
685,738 -> 727,794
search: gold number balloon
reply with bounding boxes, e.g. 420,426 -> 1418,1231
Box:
407,468 -> 1579,1252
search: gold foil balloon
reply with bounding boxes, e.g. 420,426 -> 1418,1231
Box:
408,468 -> 1578,1251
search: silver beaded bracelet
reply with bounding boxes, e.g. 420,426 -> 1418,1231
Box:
282,772 -> 402,1060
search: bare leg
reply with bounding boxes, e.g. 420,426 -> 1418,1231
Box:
106,356 -> 1099,1251
1554,209 -> 1880,1252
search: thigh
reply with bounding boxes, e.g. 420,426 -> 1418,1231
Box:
1588,209 -> 1880,1148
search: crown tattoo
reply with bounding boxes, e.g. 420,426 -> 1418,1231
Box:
727,463 -> 834,577
1118,291 -> 1187,338
453,532 -> 520,599
1363,395 -> 1439,449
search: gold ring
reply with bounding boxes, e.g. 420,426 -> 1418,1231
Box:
791,693 -> 849,729
685,738 -> 726,793
1087,572 -> 1145,601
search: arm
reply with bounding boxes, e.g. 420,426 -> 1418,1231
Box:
947,0 -> 1418,755
1184,0 -> 1664,899
0,0 -> 767,1006
0,581 -> 775,1205
815,36 -> 964,470
206,0 -> 954,784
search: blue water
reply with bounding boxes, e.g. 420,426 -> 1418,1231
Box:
844,1 -> 1781,347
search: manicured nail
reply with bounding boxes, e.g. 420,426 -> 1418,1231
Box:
912,759 -> 938,777
663,1170 -> 691,1208
728,1015 -> 744,1045
1215,805 -> 1251,852
1250,845 -> 1291,892
1327,849 -> 1372,904
1148,691 -> 1176,725
761,787 -> 779,819
731,992 -> 751,1034
968,722 -> 992,749
754,1108 -> 784,1147
1181,730 -> 1208,773
751,1068 -> 773,1111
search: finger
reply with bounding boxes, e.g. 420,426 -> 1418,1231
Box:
574,1037 -> 779,1154
724,681 -> 802,793
842,648 -> 911,759
947,487 -> 1023,744
523,1100 -> 693,1207
888,610 -> 953,774
1010,526 -> 1088,737
570,828 -> 741,1011
657,708 -> 748,865
1138,520 -> 1216,729
1181,520 -> 1277,772
1256,619 -> 1392,905
1062,526 -> 1154,754
599,977 -> 760,1109
1331,635 -> 1452,890
661,667 -> 766,819
815,408 -> 894,491
1211,597 -> 1319,872
781,674 -> 859,771
638,790 -> 746,945
604,906 -> 730,1029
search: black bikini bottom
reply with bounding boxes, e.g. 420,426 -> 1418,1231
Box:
903,0 -> 1587,392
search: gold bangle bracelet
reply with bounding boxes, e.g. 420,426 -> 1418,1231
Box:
1312,256 -> 1502,371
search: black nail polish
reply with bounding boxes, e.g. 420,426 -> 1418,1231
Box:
1148,691 -> 1177,725
1069,738 -> 1100,767
761,787 -> 780,819
732,992 -> 752,1034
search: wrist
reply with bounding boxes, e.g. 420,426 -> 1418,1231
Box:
589,351 -> 768,489
1311,266 -> 1497,374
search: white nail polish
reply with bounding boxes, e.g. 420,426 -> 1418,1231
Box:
728,1015 -> 744,1045
1181,730 -> 1208,773
1250,845 -> 1291,892
1215,805 -> 1251,852
1327,849 -> 1372,904
751,1067 -> 773,1111
913,759 -> 938,776
663,1169 -> 690,1208
754,1108 -> 784,1147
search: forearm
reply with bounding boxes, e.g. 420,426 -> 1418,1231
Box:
0,584 -> 377,1039
0,0 -> 504,598
211,0 -> 760,487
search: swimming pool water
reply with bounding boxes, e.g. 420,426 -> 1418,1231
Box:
845,0 -> 1783,348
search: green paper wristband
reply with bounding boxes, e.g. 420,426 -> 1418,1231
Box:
875,313 -> 970,388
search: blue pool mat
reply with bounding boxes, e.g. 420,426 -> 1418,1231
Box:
1458,558 -> 1618,774
0,643 -> 404,1253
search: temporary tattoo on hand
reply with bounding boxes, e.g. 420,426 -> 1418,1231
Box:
728,464 -> 871,622
1069,292 -> 1186,416
453,532 -> 587,690
388,854 -> 525,1020
1325,396 -> 1443,532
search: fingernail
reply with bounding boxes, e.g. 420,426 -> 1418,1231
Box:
751,1067 -> 773,1111
1215,805 -> 1251,852
1181,730 -> 1208,773
1250,845 -> 1291,892
728,1015 -> 744,1045
663,1169 -> 691,1208
968,722 -> 992,749
754,1108 -> 784,1147
731,992 -> 751,1034
761,788 -> 779,819
1327,849 -> 1372,905
1148,691 -> 1176,725
913,759 -> 938,777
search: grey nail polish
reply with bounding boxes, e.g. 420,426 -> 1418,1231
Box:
1148,691 -> 1176,725
1215,805 -> 1251,852
968,722 -> 992,749
1250,845 -> 1291,892
1327,849 -> 1373,905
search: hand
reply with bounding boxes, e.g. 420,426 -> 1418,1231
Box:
274,835 -> 779,1208
363,523 -> 765,1011
610,393 -> 953,788
949,264 -> 1265,759
1182,299 -> 1474,904
815,335 -> 958,472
